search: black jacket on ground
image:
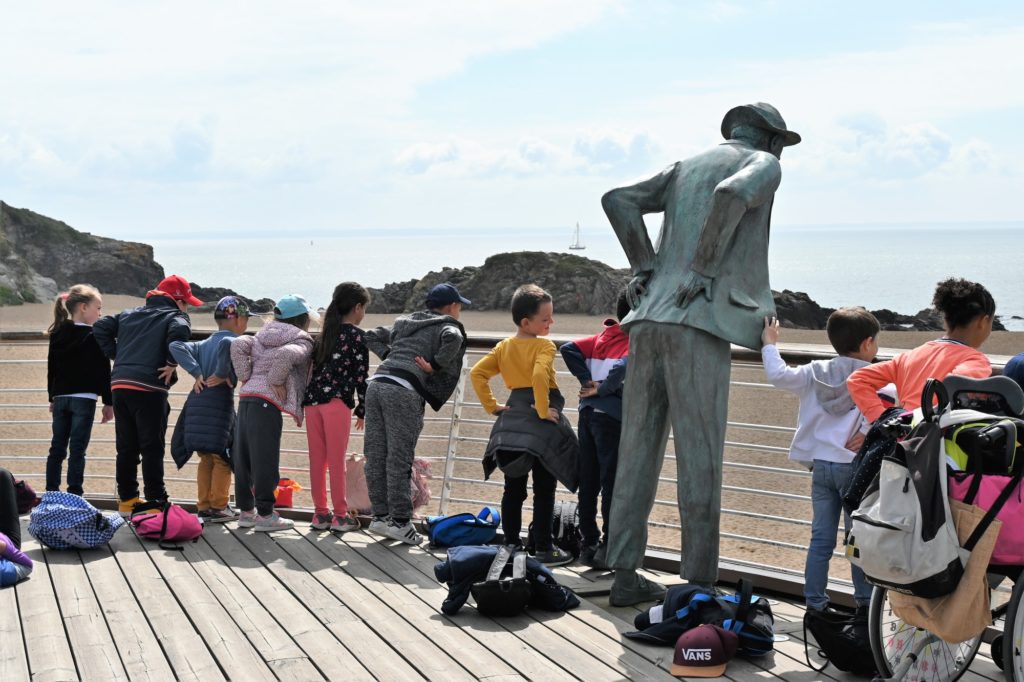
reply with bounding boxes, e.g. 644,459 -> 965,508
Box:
47,322 -> 112,404
92,294 -> 192,393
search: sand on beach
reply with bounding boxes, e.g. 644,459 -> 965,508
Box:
2,298 -> 1021,578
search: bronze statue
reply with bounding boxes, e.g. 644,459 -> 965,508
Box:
602,103 -> 800,605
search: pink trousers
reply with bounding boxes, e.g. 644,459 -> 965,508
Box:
304,399 -> 353,517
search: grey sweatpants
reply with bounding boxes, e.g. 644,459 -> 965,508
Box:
606,321 -> 731,584
234,397 -> 283,516
363,380 -> 425,522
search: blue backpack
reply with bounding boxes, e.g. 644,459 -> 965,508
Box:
28,491 -> 126,550
427,507 -> 500,548
626,579 -> 776,657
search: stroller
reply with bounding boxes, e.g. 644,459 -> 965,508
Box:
861,375 -> 1024,682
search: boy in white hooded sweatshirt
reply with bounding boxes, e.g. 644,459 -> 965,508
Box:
760,307 -> 880,615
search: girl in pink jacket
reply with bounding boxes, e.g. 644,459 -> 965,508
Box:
231,295 -> 316,532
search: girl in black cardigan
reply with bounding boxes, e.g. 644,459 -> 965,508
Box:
46,284 -> 112,495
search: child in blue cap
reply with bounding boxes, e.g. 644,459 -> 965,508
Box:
231,295 -> 316,532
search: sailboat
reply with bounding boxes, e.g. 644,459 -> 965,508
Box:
569,222 -> 586,250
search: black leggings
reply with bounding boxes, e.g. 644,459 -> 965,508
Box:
0,468 -> 21,548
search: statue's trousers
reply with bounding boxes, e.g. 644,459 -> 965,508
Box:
605,321 -> 731,584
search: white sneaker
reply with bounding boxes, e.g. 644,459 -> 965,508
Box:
237,510 -> 257,528
367,516 -> 389,536
384,520 -> 422,545
254,512 -> 295,532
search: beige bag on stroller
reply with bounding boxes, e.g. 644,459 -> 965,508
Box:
889,500 -> 1001,643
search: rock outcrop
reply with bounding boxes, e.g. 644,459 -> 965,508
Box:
188,284 -> 275,314
366,251 -> 631,316
0,201 -> 164,303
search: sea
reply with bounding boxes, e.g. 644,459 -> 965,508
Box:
150,223 -> 1024,330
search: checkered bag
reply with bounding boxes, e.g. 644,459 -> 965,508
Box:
28,491 -> 125,549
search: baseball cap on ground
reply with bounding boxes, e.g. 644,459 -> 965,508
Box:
156,275 -> 203,306
672,624 -> 739,678
214,296 -> 251,320
426,282 -> 471,308
274,294 -> 319,321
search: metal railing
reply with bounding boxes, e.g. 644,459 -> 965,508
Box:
1,333 -> 1009,596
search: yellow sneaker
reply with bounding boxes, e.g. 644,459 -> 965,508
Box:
118,496 -> 140,517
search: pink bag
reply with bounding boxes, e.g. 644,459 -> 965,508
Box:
132,503 -> 204,551
346,454 -> 372,514
345,454 -> 431,515
949,472 -> 1024,565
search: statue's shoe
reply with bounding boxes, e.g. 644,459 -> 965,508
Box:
609,574 -> 667,606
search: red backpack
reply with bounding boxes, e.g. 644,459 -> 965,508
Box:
131,502 -> 203,550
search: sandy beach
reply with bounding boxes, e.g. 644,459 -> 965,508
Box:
2,297 -> 1022,578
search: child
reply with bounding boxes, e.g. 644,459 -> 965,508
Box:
762,308 -> 880,615
849,278 -> 995,422
364,282 -> 470,544
559,290 -> 630,568
303,282 -> 371,533
169,296 -> 251,523
93,275 -> 199,515
46,285 -> 113,496
0,467 -> 33,587
231,295 -> 316,532
471,284 -> 579,567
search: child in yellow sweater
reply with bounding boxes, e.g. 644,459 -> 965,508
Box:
471,284 -> 579,567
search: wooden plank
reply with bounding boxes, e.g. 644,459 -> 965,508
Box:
303,528 -> 571,681
184,530 -> 324,679
0,571 -> 29,680
136,533 -> 278,682
79,543 -> 175,681
15,528 -> 78,682
45,548 -> 128,680
200,526 -> 374,681
106,527 -> 225,681
225,527 -> 421,681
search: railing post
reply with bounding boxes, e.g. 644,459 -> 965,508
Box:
438,368 -> 467,516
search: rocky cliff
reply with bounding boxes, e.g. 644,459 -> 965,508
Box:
366,251 -> 631,316
0,202 -> 164,303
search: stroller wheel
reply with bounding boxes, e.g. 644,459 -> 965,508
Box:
992,635 -> 1004,670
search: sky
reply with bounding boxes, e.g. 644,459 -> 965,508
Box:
2,1 -> 1023,241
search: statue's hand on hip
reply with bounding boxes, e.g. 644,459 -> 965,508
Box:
676,271 -> 714,308
626,271 -> 652,310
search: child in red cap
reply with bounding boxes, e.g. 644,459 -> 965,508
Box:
93,275 -> 201,515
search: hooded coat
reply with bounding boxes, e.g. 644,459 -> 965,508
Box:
231,321 -> 314,425
47,321 -> 112,404
762,344 -> 869,464
365,311 -> 467,411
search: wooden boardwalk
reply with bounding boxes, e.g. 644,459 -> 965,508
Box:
0,519 -> 1009,681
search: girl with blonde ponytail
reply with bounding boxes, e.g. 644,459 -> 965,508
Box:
46,284 -> 112,495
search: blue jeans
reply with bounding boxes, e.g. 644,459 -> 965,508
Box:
806,460 -> 872,609
577,409 -> 621,546
47,396 -> 97,496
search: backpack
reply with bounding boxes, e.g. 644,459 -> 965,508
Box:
427,507 -> 500,548
28,491 -> 125,549
14,479 -> 39,514
803,607 -> 877,677
526,500 -> 582,559
626,579 -> 775,657
470,545 -> 532,617
848,379 -> 1013,598
132,502 -> 204,551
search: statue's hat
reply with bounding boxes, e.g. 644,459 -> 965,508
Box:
721,102 -> 801,146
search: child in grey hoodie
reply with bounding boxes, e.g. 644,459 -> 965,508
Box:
363,283 -> 469,544
761,308 -> 880,616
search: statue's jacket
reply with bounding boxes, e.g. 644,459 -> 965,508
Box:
603,140 -> 782,351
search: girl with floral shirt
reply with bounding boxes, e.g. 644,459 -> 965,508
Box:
302,282 -> 371,532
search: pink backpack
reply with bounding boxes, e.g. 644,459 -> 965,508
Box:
132,503 -> 203,550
